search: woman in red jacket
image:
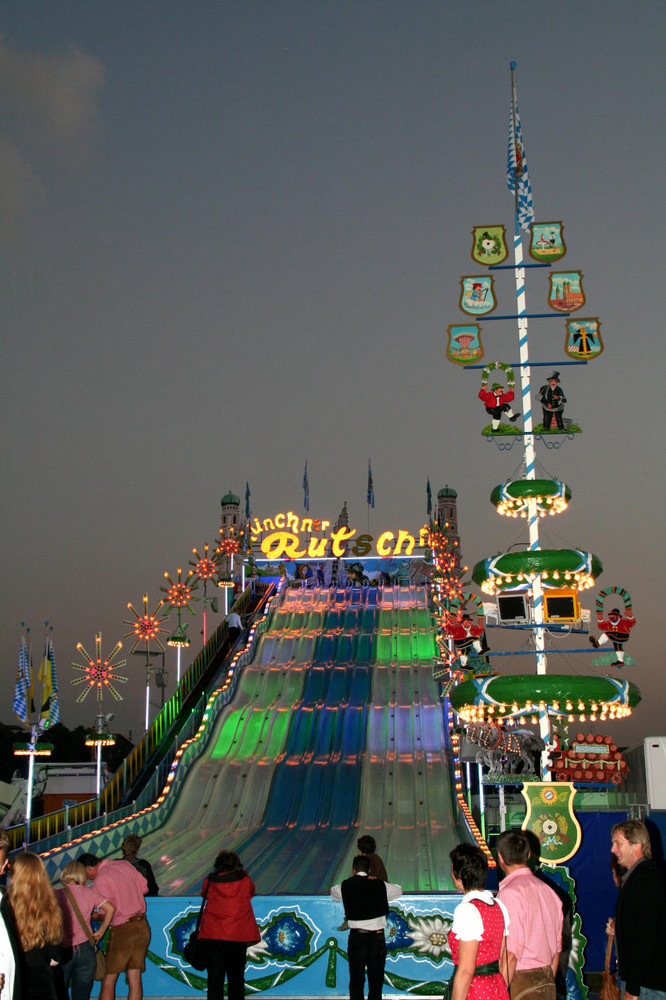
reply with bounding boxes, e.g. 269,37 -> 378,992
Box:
198,851 -> 260,1000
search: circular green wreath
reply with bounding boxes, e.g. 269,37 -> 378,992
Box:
481,361 -> 515,390
596,585 -> 632,616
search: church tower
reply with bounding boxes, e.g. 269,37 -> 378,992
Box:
220,491 -> 241,532
436,485 -> 461,568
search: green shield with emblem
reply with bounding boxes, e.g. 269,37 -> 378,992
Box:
521,781 -> 582,864
471,225 -> 508,266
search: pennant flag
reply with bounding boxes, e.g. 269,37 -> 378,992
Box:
38,631 -> 59,727
507,91 -> 535,232
427,478 -> 432,516
13,631 -> 33,725
303,461 -> 310,511
245,482 -> 251,519
367,461 -> 375,509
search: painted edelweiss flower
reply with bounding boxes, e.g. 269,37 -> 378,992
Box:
408,915 -> 453,961
246,935 -> 270,964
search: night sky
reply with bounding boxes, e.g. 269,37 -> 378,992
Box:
1,1 -> 664,747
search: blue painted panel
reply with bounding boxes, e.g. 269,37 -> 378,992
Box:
102,894 -> 458,998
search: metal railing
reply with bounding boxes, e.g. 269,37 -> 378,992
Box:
6,583 -> 275,853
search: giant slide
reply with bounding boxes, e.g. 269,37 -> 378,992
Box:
137,584 -> 469,894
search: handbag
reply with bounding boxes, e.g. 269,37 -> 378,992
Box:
183,879 -> 211,972
600,932 -> 621,1000
64,887 -> 107,981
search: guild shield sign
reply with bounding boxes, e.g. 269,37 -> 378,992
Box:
529,221 -> 566,262
446,324 -> 483,365
459,275 -> 496,316
521,781 -> 582,865
548,271 -> 585,313
471,225 -> 508,266
565,318 -> 603,360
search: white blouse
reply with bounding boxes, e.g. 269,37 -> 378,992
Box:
451,889 -> 510,942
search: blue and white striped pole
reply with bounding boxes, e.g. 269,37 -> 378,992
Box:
510,63 -> 549,758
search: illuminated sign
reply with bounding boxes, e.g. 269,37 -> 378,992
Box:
250,513 -> 431,560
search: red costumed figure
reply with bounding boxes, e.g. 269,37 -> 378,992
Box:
478,383 -> 520,432
589,607 -> 636,665
447,614 -> 485,667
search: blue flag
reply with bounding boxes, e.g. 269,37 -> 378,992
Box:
13,632 -> 33,725
427,478 -> 432,516
303,462 -> 310,511
245,482 -> 251,519
367,461 -> 375,509
507,98 -> 535,232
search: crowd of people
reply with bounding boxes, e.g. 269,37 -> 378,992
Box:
0,822 -> 664,1000
0,831 -> 156,1000
329,825 -> 665,1000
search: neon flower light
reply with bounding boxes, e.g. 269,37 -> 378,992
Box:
72,632 -> 128,703
189,543 -> 220,586
161,566 -> 198,613
123,594 -> 170,654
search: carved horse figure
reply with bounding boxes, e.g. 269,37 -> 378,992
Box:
465,722 -> 545,777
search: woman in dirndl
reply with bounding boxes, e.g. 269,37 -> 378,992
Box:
448,844 -> 511,1000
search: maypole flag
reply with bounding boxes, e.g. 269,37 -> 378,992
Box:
38,631 -> 60,727
507,64 -> 535,232
367,461 -> 375,509
303,462 -> 310,511
427,478 -> 432,516
245,482 -> 251,519
13,631 -> 33,725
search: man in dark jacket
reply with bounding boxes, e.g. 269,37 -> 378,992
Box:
331,856 -> 402,1000
610,820 -> 666,1000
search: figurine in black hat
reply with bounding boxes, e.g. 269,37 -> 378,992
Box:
538,370 -> 567,430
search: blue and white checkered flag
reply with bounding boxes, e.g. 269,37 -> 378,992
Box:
507,99 -> 535,232
13,632 -> 32,725
367,461 -> 375,509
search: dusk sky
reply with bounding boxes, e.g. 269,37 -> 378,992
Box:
1,1 -> 664,747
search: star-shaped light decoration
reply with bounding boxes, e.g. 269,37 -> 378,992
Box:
161,566 -> 198,648
189,543 -> 220,588
123,594 -> 170,654
71,632 -> 128,703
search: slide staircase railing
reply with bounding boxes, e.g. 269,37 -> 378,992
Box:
5,582 -> 277,853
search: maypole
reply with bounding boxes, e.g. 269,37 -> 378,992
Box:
444,63 -> 640,827
507,63 -> 548,747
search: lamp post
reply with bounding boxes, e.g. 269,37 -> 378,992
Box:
123,595 -> 170,732
72,632 -> 127,797
85,713 -> 116,797
216,528 -> 242,615
161,567 -> 197,683
190,544 -> 221,647
131,649 -> 167,730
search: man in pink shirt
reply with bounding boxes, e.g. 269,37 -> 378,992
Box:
496,831 -> 563,1000
80,853 -> 150,1000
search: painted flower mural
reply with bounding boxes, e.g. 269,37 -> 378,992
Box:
407,914 -> 453,962
248,910 -> 314,965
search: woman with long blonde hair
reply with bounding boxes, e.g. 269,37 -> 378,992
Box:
8,853 -> 63,1000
